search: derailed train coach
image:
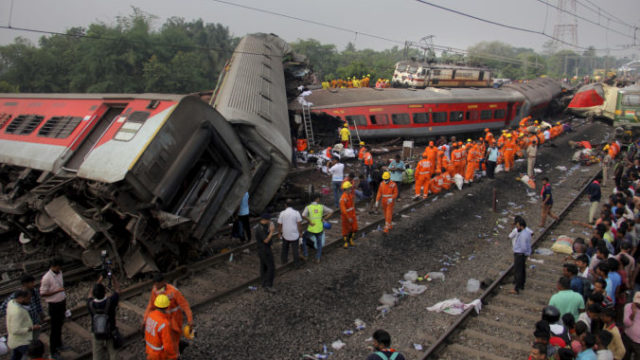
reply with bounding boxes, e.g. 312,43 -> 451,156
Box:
0,33 -> 295,277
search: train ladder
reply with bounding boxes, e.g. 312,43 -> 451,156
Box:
302,104 -> 315,146
350,120 -> 362,148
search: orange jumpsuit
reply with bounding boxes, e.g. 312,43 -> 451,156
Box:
503,138 -> 516,172
437,149 -> 449,174
422,146 -> 437,170
144,284 -> 193,352
415,158 -> 432,198
145,310 -> 178,360
452,148 -> 464,176
464,146 -> 479,182
376,180 -> 398,232
485,132 -> 495,144
441,172 -> 453,190
537,132 -> 545,145
519,116 -> 531,128
611,142 -> 620,158
358,147 -> 366,160
430,175 -> 443,195
340,191 -> 357,236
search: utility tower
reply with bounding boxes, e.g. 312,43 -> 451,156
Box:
552,0 -> 578,48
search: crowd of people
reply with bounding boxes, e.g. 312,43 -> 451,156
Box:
320,75 -> 392,89
523,136 -> 640,360
2,259 -> 195,360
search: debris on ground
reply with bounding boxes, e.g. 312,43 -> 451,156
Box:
427,298 -> 482,315
535,248 -> 554,256
466,279 -> 480,293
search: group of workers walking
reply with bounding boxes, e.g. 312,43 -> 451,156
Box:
321,75 -> 392,90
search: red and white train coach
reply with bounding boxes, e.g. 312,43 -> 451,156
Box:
0,93 -> 250,276
301,78 -> 562,140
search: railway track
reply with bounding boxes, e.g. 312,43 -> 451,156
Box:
1,120 -> 590,359
421,170 -> 602,360
29,152 -> 460,359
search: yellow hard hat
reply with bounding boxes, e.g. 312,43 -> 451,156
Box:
467,138 -> 472,142
519,133 -> 524,137
502,130 -> 507,133
556,122 -> 561,125
603,145 -> 610,150
154,294 -> 170,309
342,181 -> 353,189
359,141 -> 365,145
183,325 -> 195,340
534,120 -> 539,124
367,74 -> 370,77
343,123 -> 348,127
382,172 -> 391,180
506,134 -> 512,138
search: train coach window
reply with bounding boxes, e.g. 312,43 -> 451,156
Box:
369,114 -> 389,126
432,112 -> 447,123
449,111 -> 463,122
391,113 -> 410,125
0,113 -> 12,129
480,110 -> 492,120
5,114 -> 44,135
622,94 -> 640,106
114,111 -> 150,141
466,111 -> 479,121
345,115 -> 367,127
38,116 -> 82,138
413,113 -> 429,124
494,109 -> 506,119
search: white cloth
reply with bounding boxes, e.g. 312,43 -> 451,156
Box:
40,269 -> 65,303
329,163 -> 344,181
544,130 -> 551,140
278,207 -> 302,241
427,298 -> 481,315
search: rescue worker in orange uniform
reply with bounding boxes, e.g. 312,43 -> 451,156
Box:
145,294 -> 178,360
536,128 -> 545,145
339,123 -> 351,148
422,141 -> 438,170
415,154 -> 432,199
437,146 -> 449,174
441,169 -> 453,190
358,141 -> 366,161
340,181 -> 357,248
464,140 -> 479,184
497,130 -> 507,148
516,133 -> 526,158
484,128 -> 495,144
519,116 -> 532,129
363,146 -> 373,180
143,273 -> 193,355
375,172 -> 398,233
503,134 -> 516,172
451,143 -> 464,176
429,174 -> 443,195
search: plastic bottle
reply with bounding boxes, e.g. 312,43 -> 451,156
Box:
426,272 -> 445,281
343,330 -> 353,335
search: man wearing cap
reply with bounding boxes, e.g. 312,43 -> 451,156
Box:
623,292 -> 640,359
301,195 -> 333,264
339,123 -> 350,148
145,294 -> 177,360
503,133 -> 516,172
143,273 -> 193,355
340,181 -> 358,248
376,172 -> 398,234
358,141 -> 366,161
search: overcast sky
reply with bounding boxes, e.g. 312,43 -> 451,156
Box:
1,0 -> 638,58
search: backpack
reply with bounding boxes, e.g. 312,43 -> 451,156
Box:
90,298 -> 112,339
375,351 -> 399,360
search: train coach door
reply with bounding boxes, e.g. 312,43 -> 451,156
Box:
64,105 -> 125,171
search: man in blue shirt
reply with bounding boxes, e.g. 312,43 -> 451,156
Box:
596,262 -> 621,305
509,216 -> 532,294
563,263 -> 584,296
485,142 -> 499,179
388,155 -> 405,184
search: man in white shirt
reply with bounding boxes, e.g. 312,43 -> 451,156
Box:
278,199 -> 303,267
328,159 -> 345,208
40,258 -> 67,357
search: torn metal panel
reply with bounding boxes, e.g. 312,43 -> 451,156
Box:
44,196 -> 97,249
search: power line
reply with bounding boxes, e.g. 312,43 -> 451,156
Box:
413,0 -> 632,51
534,0 -> 634,40
575,0 -> 637,31
0,25 -> 276,57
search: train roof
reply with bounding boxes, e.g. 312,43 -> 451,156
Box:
295,87 -> 525,110
213,33 -> 291,162
0,93 -> 186,101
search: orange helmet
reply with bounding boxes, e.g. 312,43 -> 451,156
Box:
484,128 -> 489,132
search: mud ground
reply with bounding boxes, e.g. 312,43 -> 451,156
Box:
174,120 -> 611,359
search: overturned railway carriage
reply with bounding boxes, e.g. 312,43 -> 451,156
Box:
0,33 -> 294,277
302,78 -> 562,139
212,33 -> 292,213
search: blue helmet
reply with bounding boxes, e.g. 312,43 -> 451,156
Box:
323,221 -> 332,230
